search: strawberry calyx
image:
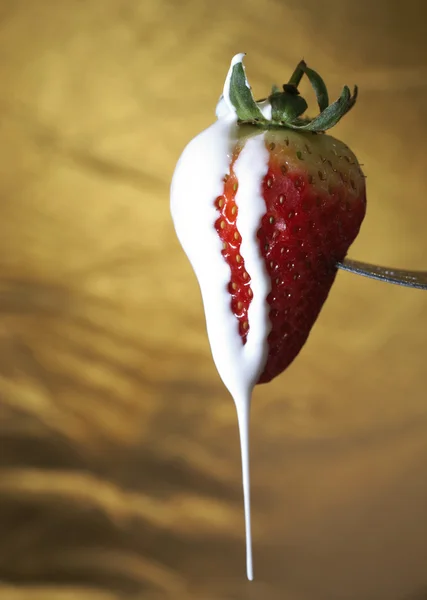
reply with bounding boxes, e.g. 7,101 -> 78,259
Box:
226,54 -> 358,133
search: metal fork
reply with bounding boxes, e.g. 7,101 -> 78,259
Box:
337,258 -> 427,290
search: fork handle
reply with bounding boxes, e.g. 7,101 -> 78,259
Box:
337,258 -> 427,290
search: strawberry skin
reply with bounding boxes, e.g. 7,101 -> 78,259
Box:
260,130 -> 365,381
215,128 -> 366,383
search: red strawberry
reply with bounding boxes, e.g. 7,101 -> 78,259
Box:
214,58 -> 366,383
171,55 -> 367,581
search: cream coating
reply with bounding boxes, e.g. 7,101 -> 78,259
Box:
170,54 -> 271,581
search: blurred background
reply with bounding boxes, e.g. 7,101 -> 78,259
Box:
0,1 -> 426,599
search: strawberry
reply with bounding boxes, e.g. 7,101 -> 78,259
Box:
172,55 -> 366,388
171,55 -> 366,580
213,57 -> 366,383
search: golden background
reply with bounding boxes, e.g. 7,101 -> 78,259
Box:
0,1 -> 426,599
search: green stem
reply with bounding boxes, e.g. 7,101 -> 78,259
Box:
287,60 -> 306,88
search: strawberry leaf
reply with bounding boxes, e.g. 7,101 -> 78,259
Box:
301,64 -> 329,112
228,61 -> 268,124
285,85 -> 358,132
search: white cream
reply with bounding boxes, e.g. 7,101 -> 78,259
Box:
258,99 -> 272,120
170,54 -> 271,581
232,135 -> 271,580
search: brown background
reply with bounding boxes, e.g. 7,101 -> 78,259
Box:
0,1 -> 426,599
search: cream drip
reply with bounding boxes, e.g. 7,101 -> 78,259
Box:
170,54 -> 270,580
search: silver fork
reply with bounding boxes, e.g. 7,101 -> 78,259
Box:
337,258 -> 427,290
